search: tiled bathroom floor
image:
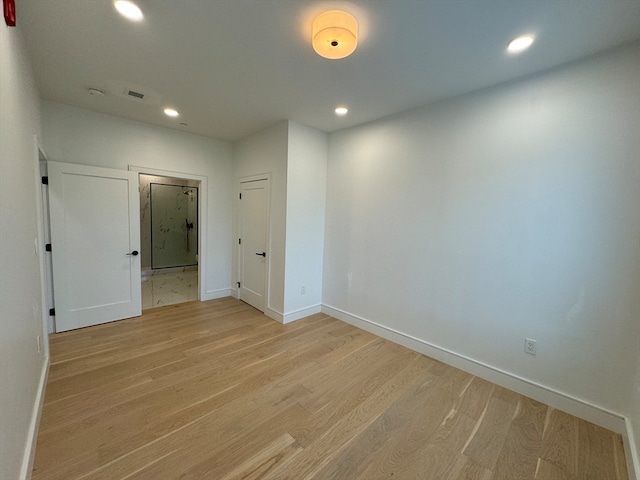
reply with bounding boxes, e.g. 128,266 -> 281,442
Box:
142,269 -> 198,309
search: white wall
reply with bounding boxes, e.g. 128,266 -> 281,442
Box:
41,102 -> 234,300
233,122 -> 289,315
284,121 -> 327,316
0,22 -> 47,480
324,42 -> 640,451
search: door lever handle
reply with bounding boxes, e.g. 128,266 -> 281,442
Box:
127,250 -> 139,256
255,252 -> 266,257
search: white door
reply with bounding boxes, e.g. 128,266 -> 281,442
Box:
238,179 -> 269,312
48,161 -> 141,332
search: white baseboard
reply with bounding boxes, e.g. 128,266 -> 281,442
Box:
321,304 -> 627,435
230,288 -> 238,299
201,288 -> 233,301
282,304 -> 322,324
20,356 -> 49,480
264,304 -> 322,324
265,307 -> 284,323
624,417 -> 640,480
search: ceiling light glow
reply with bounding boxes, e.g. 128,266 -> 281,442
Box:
164,108 -> 179,117
335,106 -> 348,116
312,10 -> 358,59
114,1 -> 143,21
507,35 -> 534,53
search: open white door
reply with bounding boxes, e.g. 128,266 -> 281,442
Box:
48,161 -> 141,332
238,178 -> 269,312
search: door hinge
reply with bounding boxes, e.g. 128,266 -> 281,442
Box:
237,281 -> 241,288
239,193 -> 242,199
238,238 -> 241,245
45,243 -> 52,252
41,176 -> 49,185
49,308 -> 56,316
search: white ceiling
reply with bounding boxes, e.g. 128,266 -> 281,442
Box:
19,0 -> 640,142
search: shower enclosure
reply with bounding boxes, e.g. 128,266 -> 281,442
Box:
150,183 -> 198,269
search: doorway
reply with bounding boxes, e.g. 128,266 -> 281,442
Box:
139,174 -> 200,309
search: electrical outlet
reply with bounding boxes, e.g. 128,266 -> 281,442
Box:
301,286 -> 306,294
37,335 -> 42,354
524,338 -> 536,356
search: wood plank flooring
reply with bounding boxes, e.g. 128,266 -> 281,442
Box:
33,298 -> 629,480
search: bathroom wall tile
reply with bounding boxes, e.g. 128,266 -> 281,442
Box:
139,174 -> 199,270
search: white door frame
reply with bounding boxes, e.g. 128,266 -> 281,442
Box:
130,165 -> 208,301
237,174 -> 271,312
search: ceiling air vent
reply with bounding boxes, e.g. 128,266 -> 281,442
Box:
117,85 -> 158,104
127,89 -> 145,100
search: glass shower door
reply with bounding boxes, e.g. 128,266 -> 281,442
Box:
150,183 -> 198,269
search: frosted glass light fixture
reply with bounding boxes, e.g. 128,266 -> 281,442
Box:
164,108 -> 179,117
312,10 -> 358,59
335,106 -> 348,116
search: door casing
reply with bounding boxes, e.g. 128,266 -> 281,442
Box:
130,165 -> 208,302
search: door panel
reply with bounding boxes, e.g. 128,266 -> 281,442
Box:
48,161 -> 141,332
239,179 -> 268,311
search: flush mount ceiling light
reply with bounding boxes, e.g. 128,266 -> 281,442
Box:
312,10 -> 358,59
114,0 -> 143,21
507,35 -> 534,53
163,108 -> 179,117
335,106 -> 348,116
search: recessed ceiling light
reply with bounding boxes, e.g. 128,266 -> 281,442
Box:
507,35 -> 534,53
114,1 -> 143,21
335,106 -> 348,116
164,108 -> 179,117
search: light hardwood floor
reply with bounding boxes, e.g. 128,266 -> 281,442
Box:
33,298 -> 629,480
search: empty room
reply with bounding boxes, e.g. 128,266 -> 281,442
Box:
1,0 -> 639,479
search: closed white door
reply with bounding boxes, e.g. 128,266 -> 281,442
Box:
48,161 -> 141,332
238,179 -> 269,312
